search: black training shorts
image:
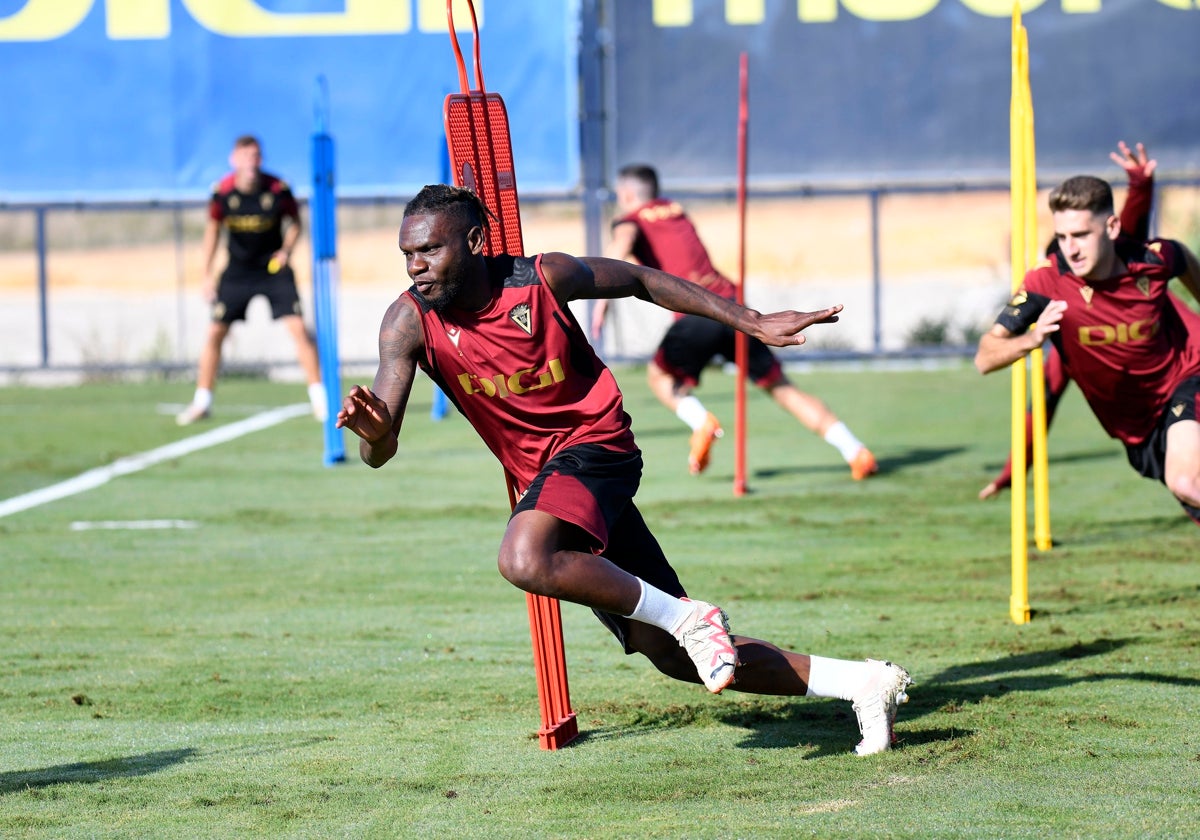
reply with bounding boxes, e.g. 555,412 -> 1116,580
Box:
512,443 -> 687,651
1123,375 -> 1200,524
654,314 -> 783,388
212,263 -> 303,324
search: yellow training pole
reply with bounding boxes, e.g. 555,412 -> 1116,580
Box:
1019,25 -> 1053,553
1009,4 -> 1031,625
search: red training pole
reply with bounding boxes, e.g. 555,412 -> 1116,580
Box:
445,0 -> 577,749
733,52 -> 750,498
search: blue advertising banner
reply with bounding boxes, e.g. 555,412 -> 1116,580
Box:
0,0 -> 579,200
610,0 -> 1200,187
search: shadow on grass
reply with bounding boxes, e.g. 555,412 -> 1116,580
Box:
0,748 -> 196,794
752,446 -> 965,481
1048,514 -> 1198,546
1045,584 -> 1200,616
574,697 -> 889,757
569,637 -> 1200,757
980,446 -> 1118,474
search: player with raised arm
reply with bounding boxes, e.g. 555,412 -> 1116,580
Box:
338,185 -> 913,754
975,167 -> 1200,524
979,142 -> 1200,504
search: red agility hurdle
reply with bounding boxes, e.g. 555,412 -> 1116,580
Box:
442,0 -> 578,750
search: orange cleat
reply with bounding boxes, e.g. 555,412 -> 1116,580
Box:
850,447 -> 878,481
687,412 -> 723,475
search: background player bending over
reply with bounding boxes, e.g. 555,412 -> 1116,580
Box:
591,165 -> 877,479
978,142 -> 1200,502
975,170 -> 1200,524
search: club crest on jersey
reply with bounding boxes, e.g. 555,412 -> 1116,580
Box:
1172,402 -> 1185,418
229,194 -> 240,210
261,192 -> 274,211
446,326 -> 461,348
1136,276 -> 1151,298
1080,286 -> 1094,306
509,303 -> 533,336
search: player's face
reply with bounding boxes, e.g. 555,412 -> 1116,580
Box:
229,143 -> 262,178
614,180 -> 639,214
398,212 -> 484,313
1052,209 -> 1119,281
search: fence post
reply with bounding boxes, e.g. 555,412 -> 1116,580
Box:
173,204 -> 188,363
36,207 -> 49,368
869,189 -> 882,354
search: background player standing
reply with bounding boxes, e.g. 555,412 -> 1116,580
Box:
337,185 -> 913,755
591,165 -> 877,479
176,135 -> 325,425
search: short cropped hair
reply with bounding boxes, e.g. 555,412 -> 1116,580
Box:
403,184 -> 492,231
617,164 -> 659,201
233,134 -> 261,150
1048,175 -> 1114,216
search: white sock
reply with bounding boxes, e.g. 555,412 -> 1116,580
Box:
805,655 -> 873,700
625,579 -> 695,636
823,421 -> 865,463
308,381 -> 327,406
192,388 -> 213,411
675,395 -> 710,431
308,382 -> 328,421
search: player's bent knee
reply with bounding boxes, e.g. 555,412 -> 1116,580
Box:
495,544 -> 553,592
1166,474 -> 1200,509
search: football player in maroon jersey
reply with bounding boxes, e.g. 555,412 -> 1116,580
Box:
975,161 -> 1200,524
337,185 -> 913,755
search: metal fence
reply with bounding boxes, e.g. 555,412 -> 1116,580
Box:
3,179 -> 1198,379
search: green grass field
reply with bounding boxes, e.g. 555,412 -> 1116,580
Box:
1,365 -> 1197,839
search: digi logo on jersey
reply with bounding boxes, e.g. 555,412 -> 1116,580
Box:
226,215 -> 274,233
637,202 -> 685,223
1077,319 -> 1160,346
457,359 -> 566,399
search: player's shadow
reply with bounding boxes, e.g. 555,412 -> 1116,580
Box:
752,446 -> 965,480
0,748 -> 196,795
980,446 -> 1117,474
1039,582 -> 1200,617
543,639 -> 1194,755
1046,514 -> 1197,547
722,637 -> 1198,756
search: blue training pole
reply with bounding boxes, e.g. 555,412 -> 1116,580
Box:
311,76 -> 346,465
430,137 -> 451,421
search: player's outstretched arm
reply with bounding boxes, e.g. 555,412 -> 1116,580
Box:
1111,141 -> 1156,241
337,296 -> 422,468
548,253 -> 841,348
974,298 -> 1067,374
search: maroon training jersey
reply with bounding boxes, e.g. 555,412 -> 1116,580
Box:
616,198 -> 738,303
209,171 -> 299,270
406,254 -> 636,488
998,238 -> 1200,444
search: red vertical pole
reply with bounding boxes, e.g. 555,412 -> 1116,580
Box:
733,52 -> 750,498
506,470 -> 578,748
444,0 -> 578,749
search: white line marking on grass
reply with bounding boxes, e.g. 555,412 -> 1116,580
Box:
69,520 -> 200,531
0,403 -> 310,520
